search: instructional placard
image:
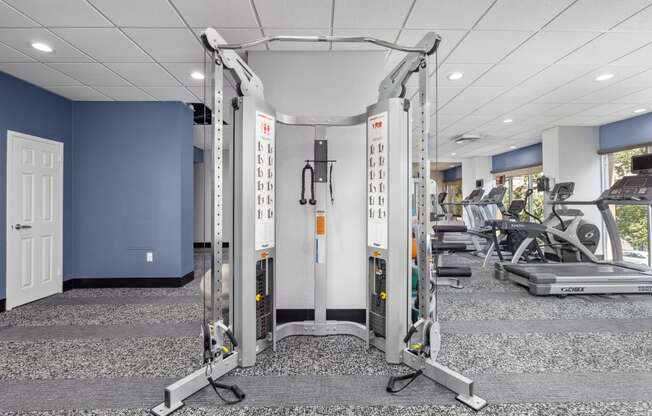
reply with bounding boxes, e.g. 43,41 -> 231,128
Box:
255,111 -> 275,250
367,112 -> 388,249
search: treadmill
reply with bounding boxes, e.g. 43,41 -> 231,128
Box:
496,153 -> 652,296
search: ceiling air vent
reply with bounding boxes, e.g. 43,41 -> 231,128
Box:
453,134 -> 481,144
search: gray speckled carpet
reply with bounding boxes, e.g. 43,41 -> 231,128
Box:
1,251 -> 652,415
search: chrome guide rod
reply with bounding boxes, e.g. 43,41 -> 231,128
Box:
211,52 -> 224,322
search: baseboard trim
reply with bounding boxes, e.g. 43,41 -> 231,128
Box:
62,271 -> 194,290
276,309 -> 366,325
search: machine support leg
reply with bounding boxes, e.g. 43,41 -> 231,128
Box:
402,350 -> 487,411
150,353 -> 239,416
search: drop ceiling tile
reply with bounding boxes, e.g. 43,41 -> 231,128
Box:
610,43 -> 652,66
542,102 -> 595,117
490,86 -> 550,105
452,86 -> 506,104
611,105 -> 652,116
265,29 -> 330,50
436,63 -> 493,87
614,87 -> 652,103
254,0 -> 331,28
519,61 -> 593,90
142,86 -> 197,102
406,0 -> 494,30
474,62 -> 545,87
507,102 -> 559,116
0,2 -> 38,27
438,100 -> 481,115
572,83 -> 646,104
94,86 -> 156,100
576,103 -> 633,116
476,0 -> 574,31
0,42 -> 35,62
193,28 -> 266,50
123,28 -> 204,62
160,62 -> 207,86
53,28 -> 151,62
446,31 -> 534,64
333,0 -> 412,28
170,0 -> 258,28
5,0 -> 111,27
434,86 -> 466,105
49,63 -> 129,86
47,85 -> 111,101
0,28 -> 92,62
105,62 -> 180,86
534,86 -> 593,103
617,69 -> 652,87
331,29 -> 399,50
0,62 -> 79,86
545,0 -> 651,31
612,5 -> 652,32
88,0 -> 184,27
559,32 -> 652,67
502,30 -> 599,67
473,101 -> 521,116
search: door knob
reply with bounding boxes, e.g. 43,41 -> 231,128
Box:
14,224 -> 31,230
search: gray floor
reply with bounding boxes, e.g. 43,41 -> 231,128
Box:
1,251 -> 652,415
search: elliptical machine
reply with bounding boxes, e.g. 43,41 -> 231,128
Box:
487,177 -> 601,264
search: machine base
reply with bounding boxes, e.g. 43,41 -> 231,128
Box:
275,320 -> 368,342
402,349 -> 486,411
150,352 -> 239,416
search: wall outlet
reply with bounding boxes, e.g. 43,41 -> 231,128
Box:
146,252 -> 154,263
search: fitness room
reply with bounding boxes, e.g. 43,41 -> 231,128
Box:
2,0 -> 652,415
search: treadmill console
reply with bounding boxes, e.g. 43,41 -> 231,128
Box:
481,186 -> 507,203
463,188 -> 484,202
602,174 -> 652,201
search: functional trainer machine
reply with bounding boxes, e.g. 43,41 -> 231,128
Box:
150,28 -> 486,415
496,154 -> 652,296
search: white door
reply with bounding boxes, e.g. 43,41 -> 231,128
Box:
6,131 -> 63,310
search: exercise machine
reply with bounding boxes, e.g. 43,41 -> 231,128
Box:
150,28 -> 486,415
495,154 -> 652,296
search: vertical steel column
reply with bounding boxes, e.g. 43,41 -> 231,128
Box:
416,56 -> 432,320
314,126 -> 328,324
209,53 -> 224,323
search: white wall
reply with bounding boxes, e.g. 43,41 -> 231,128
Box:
249,51 -> 386,309
461,156 -> 493,197
542,126 -> 604,254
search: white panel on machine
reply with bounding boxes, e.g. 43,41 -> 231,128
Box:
367,112 -> 388,249
255,111 -> 275,250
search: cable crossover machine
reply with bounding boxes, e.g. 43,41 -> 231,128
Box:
150,28 -> 487,415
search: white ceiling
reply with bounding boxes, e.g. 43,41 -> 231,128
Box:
1,0 -> 652,159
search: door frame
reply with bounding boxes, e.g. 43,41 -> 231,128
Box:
6,130 -> 64,310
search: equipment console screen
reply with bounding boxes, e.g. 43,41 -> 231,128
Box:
622,177 -> 647,188
632,153 -> 652,173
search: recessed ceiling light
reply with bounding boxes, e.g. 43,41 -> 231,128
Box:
190,71 -> 205,80
634,108 -> 647,114
451,152 -> 457,156
31,42 -> 53,53
447,72 -> 464,81
595,73 -> 614,81
503,118 -> 513,124
509,145 -> 516,149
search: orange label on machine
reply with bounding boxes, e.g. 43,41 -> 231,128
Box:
316,212 -> 326,236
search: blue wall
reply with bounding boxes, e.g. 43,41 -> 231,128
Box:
600,112 -> 652,153
0,72 -> 74,300
72,102 -> 193,279
444,165 -> 462,181
1,70 -> 194,301
492,143 -> 542,173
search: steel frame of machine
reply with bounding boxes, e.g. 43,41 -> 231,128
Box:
150,27 -> 486,416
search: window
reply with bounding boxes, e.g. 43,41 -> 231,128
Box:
604,147 -> 649,264
496,167 -> 543,222
445,181 -> 463,217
